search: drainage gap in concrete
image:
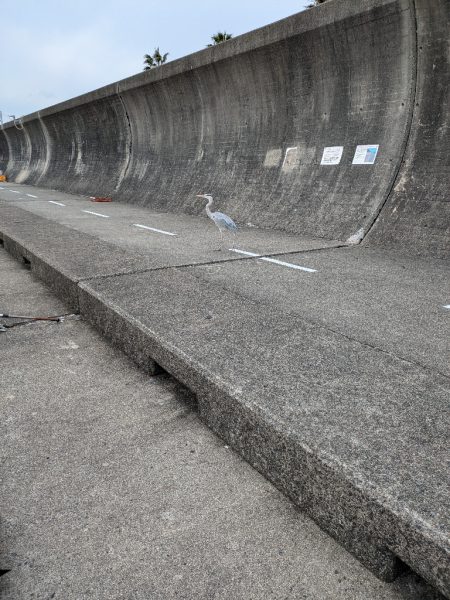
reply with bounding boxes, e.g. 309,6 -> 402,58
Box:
156,372 -> 199,412
22,256 -> 31,269
151,361 -> 167,376
0,237 -> 4,247
177,384 -> 198,412
392,559 -> 446,600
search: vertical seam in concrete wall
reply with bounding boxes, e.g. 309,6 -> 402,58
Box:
363,0 -> 419,240
114,83 -> 133,192
1,127 -> 12,174
36,111 -> 51,184
17,124 -> 32,183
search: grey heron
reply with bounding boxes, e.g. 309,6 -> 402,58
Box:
197,194 -> 237,248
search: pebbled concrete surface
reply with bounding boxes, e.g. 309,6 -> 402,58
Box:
173,245 -> 450,377
0,0 -> 448,594
78,266 -> 450,594
0,185 -> 449,596
1,247 -> 443,600
0,184 -> 341,256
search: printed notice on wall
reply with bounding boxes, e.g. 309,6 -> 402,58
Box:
352,145 -> 379,164
320,146 -> 344,165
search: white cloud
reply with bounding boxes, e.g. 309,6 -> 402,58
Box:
0,19 -> 139,116
0,0 -> 311,118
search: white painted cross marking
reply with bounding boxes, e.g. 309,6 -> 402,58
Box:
26,193 -> 38,198
48,200 -> 66,207
133,223 -> 177,236
230,249 -> 317,273
82,209 -> 110,218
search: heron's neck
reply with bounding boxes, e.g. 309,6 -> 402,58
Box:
205,197 -> 213,218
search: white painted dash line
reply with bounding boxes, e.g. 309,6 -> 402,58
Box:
260,256 -> 317,272
230,248 -> 317,273
82,209 -> 110,218
48,200 -> 66,207
133,223 -> 177,236
26,193 -> 38,198
9,190 -> 20,194
229,249 -> 262,258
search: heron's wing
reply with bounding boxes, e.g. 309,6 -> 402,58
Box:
213,212 -> 237,231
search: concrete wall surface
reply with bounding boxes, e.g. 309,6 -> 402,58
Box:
0,0 -> 448,256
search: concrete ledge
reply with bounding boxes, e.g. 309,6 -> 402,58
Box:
2,234 -> 80,310
0,205 -> 166,310
1,204 -> 448,597
77,269 -> 450,597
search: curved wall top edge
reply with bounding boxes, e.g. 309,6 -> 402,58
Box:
1,0 -> 398,127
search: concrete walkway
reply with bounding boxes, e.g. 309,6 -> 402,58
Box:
0,183 -> 449,598
1,248 -> 442,600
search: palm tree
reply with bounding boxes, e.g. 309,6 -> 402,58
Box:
143,47 -> 169,71
207,32 -> 233,47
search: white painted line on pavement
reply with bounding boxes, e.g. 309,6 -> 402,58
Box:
9,190 -> 20,193
133,223 -> 177,236
26,193 -> 38,198
259,256 -> 317,273
230,248 -> 317,273
48,200 -> 66,207
0,186 -> 4,189
230,249 -> 261,258
443,305 -> 450,310
82,209 -> 110,218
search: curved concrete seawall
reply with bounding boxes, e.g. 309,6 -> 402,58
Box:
0,0 -> 448,255
366,0 -> 450,258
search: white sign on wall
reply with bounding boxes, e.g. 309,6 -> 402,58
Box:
352,145 -> 379,164
320,146 -> 344,165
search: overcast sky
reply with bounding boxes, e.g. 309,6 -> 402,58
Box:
1,0 -> 311,120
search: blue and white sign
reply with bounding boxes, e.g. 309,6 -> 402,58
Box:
352,145 -> 379,164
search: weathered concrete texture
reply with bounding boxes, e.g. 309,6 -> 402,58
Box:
78,267 -> 450,596
0,124 -> 32,184
2,118 -> 48,185
0,184 -> 341,256
0,0 -> 449,594
36,94 -> 131,195
0,128 -> 9,174
173,246 -> 450,377
0,204 -> 161,310
365,0 -> 450,258
3,248 -> 443,600
0,130 -> 11,183
0,186 -> 449,595
0,248 -> 69,330
3,0 -> 442,251
0,198 -> 340,315
0,197 -> 336,319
